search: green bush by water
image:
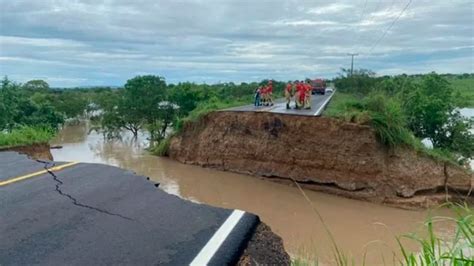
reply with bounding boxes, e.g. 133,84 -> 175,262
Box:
0,126 -> 55,148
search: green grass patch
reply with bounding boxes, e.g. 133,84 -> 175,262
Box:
173,96 -> 250,134
0,126 -> 55,148
323,92 -> 362,119
449,77 -> 474,108
325,92 -> 416,148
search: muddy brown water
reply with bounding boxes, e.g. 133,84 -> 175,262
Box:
51,122 -> 458,265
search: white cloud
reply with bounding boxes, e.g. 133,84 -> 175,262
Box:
273,19 -> 339,26
0,36 -> 87,48
0,0 -> 472,86
307,3 -> 352,15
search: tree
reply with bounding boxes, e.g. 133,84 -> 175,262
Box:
122,75 -> 167,139
96,75 -> 170,140
333,68 -> 377,95
403,73 -> 453,142
401,72 -> 474,160
23,79 -> 50,91
435,112 -> 474,163
51,91 -> 89,119
0,76 -> 64,131
169,82 -> 201,116
1,77 -> 22,130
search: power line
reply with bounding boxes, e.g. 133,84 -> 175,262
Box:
351,0 -> 369,52
367,0 -> 413,54
367,0 -> 397,44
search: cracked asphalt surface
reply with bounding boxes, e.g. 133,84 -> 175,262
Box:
0,152 -> 258,265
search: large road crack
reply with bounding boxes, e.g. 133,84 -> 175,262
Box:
37,160 -> 133,221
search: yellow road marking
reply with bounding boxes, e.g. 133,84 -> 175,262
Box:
0,161 -> 79,187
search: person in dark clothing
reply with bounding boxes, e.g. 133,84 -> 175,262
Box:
254,86 -> 261,107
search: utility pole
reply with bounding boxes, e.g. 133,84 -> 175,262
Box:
347,53 -> 358,76
347,53 -> 358,92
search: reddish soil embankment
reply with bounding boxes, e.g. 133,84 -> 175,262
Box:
0,143 -> 53,161
169,111 -> 473,209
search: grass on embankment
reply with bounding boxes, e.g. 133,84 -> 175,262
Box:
0,127 -> 55,148
323,92 -> 460,165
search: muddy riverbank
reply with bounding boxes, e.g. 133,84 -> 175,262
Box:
0,143 -> 53,161
50,122 -> 460,265
169,111 -> 473,209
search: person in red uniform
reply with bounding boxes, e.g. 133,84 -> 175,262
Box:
295,81 -> 304,109
267,80 -> 274,106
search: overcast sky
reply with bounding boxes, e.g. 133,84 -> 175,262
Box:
0,0 -> 473,87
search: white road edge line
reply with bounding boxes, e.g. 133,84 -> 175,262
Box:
190,209 -> 245,266
314,89 -> 336,116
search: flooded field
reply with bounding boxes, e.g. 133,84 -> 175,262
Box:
51,122 -> 458,265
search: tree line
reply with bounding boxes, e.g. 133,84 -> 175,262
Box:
1,72 -> 472,165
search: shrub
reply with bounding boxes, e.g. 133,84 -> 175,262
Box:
0,126 -> 55,148
364,92 -> 415,148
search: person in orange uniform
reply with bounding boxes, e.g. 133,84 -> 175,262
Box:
267,80 -> 274,106
285,82 -> 293,109
304,80 -> 312,109
295,81 -> 304,109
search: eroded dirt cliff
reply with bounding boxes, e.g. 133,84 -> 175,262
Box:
169,111 -> 473,209
0,143 -> 53,161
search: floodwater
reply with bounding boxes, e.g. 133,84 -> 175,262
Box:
51,122 -> 458,265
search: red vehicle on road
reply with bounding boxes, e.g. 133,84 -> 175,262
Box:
311,79 -> 326,95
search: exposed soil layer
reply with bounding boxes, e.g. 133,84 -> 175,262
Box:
169,111 -> 473,209
238,222 -> 290,265
0,143 -> 53,161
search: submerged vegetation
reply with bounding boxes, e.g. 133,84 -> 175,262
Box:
91,76 -> 286,151
0,76 -> 116,148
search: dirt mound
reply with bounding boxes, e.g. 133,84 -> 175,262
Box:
0,143 -> 53,161
238,222 -> 290,265
169,111 -> 473,209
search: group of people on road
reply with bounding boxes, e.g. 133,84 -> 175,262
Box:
254,80 -> 312,109
254,80 -> 274,107
285,80 -> 312,110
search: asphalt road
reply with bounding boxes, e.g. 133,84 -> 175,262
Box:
225,90 -> 335,116
0,152 -> 258,265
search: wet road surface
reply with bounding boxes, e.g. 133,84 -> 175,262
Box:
0,152 -> 258,265
225,90 -> 335,116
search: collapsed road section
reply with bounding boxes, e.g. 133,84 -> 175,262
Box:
0,151 -> 289,265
